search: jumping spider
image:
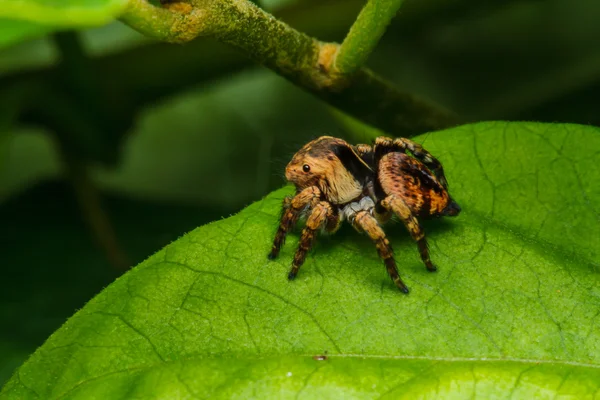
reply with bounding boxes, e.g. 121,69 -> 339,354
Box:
268,136 -> 461,293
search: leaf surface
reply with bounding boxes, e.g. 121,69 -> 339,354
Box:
0,19 -> 50,49
2,121 -> 600,399
0,0 -> 128,48
0,0 -> 127,26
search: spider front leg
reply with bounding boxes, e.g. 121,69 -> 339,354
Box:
288,201 -> 338,280
353,211 -> 409,293
268,186 -> 321,260
374,136 -> 449,189
380,196 -> 437,272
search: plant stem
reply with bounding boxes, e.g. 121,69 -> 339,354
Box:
120,0 -> 459,136
53,31 -> 99,111
334,0 -> 405,76
317,69 -> 456,137
120,0 -> 213,42
208,1 -> 323,88
51,32 -> 130,270
0,93 -> 17,185
59,144 -> 130,270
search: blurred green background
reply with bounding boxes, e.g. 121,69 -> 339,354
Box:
1,0 -> 600,386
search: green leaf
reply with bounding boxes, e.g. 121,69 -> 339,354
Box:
0,0 -> 127,26
0,19 -> 50,49
0,180 -> 231,386
0,0 -> 128,48
2,121 -> 600,399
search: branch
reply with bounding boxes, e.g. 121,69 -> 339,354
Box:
122,0 -> 461,136
51,32 -> 130,270
334,0 -> 405,76
0,90 -> 19,184
317,69 -> 457,137
58,142 -> 130,270
120,0 -> 213,42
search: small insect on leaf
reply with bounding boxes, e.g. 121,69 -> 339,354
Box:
267,136 -> 461,293
312,355 -> 328,361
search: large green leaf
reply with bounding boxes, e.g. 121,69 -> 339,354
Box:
0,19 -> 50,49
2,121 -> 600,399
0,180 -> 233,386
0,0 -> 128,48
0,0 -> 127,26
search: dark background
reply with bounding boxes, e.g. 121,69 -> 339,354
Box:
1,0 -> 600,385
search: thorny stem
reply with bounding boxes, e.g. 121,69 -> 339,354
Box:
334,0 -> 406,76
120,0 -> 459,136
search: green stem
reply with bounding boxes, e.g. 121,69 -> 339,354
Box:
208,1 -> 323,88
119,0 -> 458,136
53,31 -> 98,109
0,91 -> 18,187
59,143 -> 130,270
120,0 -> 213,42
50,32 -> 130,270
334,0 -> 405,75
315,68 -> 457,136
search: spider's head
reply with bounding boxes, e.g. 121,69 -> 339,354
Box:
285,136 -> 373,204
285,137 -> 334,188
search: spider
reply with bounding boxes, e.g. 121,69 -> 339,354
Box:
267,136 -> 461,293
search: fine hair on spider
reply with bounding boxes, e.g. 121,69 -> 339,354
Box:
271,131 -> 327,180
267,135 -> 461,293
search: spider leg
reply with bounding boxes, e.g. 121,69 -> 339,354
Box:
268,186 -> 321,260
354,144 -> 373,158
288,201 -> 336,280
353,211 -> 409,293
353,143 -> 375,169
374,136 -> 449,189
380,195 -> 437,272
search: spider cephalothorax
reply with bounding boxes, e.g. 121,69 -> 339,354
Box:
268,135 -> 461,293
284,136 -> 373,204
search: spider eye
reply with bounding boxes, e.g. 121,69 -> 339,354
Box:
302,164 -> 311,173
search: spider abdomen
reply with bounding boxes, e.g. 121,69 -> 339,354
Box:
377,152 -> 454,218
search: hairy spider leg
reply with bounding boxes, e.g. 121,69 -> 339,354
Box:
374,136 -> 449,190
353,211 -> 409,293
268,186 -> 321,260
354,143 -> 373,158
288,201 -> 338,280
380,196 -> 437,272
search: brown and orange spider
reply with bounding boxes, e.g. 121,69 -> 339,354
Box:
268,136 -> 461,293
